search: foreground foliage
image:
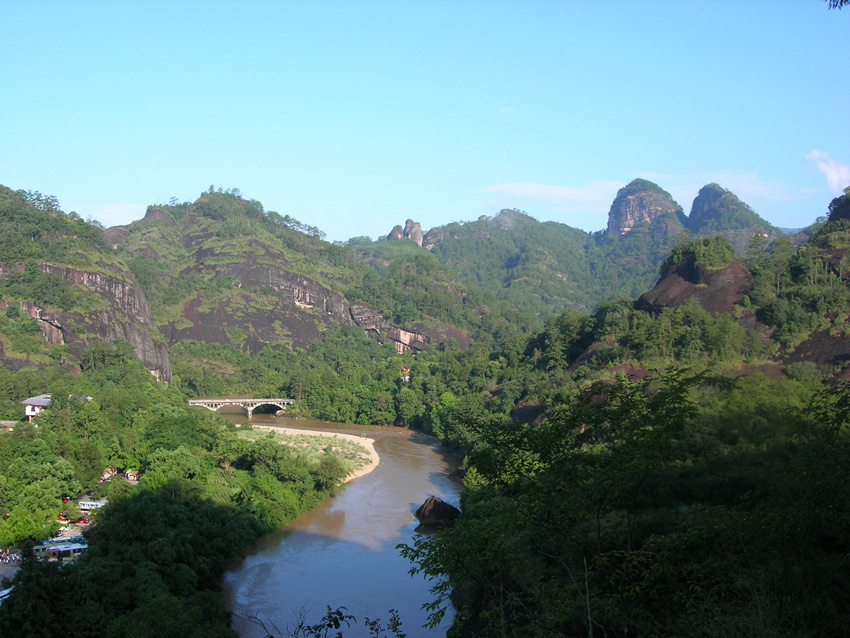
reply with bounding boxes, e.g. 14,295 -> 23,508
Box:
0,341 -> 354,636
402,372 -> 850,637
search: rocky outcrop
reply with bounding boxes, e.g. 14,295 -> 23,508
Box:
350,303 -> 431,353
43,264 -> 170,380
165,256 -> 355,353
637,257 -> 753,314
422,227 -> 444,250
485,209 -> 536,230
103,226 -> 130,250
234,262 -> 350,318
685,184 -> 778,253
42,265 -> 154,321
0,262 -> 172,381
161,249 -> 452,355
27,304 -> 170,381
414,496 -> 461,527
607,179 -> 683,235
387,219 -> 424,246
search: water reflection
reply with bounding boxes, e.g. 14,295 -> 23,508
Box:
222,415 -> 460,637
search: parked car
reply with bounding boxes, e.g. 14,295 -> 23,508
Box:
75,516 -> 89,525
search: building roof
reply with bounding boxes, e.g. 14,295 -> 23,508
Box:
20,394 -> 93,407
21,394 -> 52,407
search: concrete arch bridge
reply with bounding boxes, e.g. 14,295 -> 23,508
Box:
188,397 -> 294,418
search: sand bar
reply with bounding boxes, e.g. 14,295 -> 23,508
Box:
244,424 -> 380,483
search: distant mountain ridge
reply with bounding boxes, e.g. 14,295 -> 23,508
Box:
0,179 -> 808,382
0,187 -> 482,380
107,191 -> 469,359
375,179 -> 780,315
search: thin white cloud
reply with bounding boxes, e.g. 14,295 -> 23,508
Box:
806,150 -> 850,194
483,180 -> 624,214
498,106 -> 515,114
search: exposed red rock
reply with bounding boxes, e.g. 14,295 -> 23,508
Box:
607,179 -> 683,236
784,330 -> 850,370
386,219 -> 424,246
637,257 -> 753,314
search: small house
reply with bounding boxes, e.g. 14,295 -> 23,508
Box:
20,394 -> 93,422
21,394 -> 52,421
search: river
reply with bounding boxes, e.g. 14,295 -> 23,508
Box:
221,415 -> 461,637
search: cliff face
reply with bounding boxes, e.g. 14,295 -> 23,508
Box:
637,257 -> 753,314
607,179 -> 684,235
0,262 -> 171,381
349,303 -> 471,353
164,254 -> 357,353
109,202 -> 446,355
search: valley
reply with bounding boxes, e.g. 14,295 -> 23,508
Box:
0,180 -> 849,636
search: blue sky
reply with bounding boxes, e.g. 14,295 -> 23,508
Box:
2,1 -> 848,242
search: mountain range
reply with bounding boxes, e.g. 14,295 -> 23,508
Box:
0,178 -> 823,382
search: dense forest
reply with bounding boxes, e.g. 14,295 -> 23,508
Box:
0,182 -> 849,636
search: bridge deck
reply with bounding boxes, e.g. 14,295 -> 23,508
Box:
188,398 -> 294,417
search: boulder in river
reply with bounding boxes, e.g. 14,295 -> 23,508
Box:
415,496 -> 461,527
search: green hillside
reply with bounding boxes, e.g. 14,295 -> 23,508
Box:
1,183 -> 850,636
358,180 -> 778,317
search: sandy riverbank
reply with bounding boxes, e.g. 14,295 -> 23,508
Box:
245,424 -> 380,483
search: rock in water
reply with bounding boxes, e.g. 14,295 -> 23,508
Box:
415,496 -> 461,527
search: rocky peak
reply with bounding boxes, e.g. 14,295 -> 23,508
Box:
387,219 -> 424,246
688,184 -> 744,232
689,184 -> 728,227
140,206 -> 178,225
607,179 -> 683,235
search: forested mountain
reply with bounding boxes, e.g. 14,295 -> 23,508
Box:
359,178 -> 780,316
1,182 -> 850,636
0,187 -> 170,380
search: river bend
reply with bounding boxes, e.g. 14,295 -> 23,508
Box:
222,418 -> 460,637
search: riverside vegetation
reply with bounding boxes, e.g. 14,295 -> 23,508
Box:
0,182 -> 849,636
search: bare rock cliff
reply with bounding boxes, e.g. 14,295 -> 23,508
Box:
164,254 -> 354,353
607,180 -> 683,235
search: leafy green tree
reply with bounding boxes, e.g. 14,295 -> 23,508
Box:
827,186 -> 850,222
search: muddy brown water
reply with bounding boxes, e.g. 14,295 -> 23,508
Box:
221,414 -> 461,637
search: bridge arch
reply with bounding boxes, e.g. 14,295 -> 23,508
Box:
188,398 -> 294,418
